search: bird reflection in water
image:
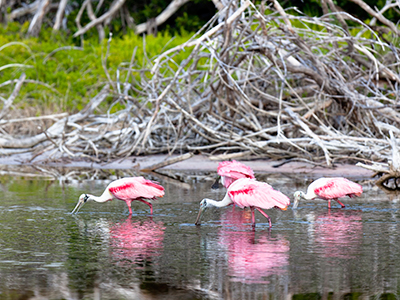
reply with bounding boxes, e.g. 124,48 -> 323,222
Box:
110,216 -> 165,266
314,210 -> 362,259
218,209 -> 289,283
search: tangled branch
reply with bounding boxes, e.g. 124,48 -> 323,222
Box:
2,0 -> 400,168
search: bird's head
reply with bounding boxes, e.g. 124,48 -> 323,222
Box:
71,194 -> 90,214
293,191 -> 304,209
195,198 -> 210,225
211,176 -> 220,189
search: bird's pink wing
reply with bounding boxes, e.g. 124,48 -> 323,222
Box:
314,178 -> 362,199
109,177 -> 164,201
228,179 -> 290,210
218,160 -> 255,179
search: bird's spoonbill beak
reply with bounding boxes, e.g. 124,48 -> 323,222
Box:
293,192 -> 301,209
71,194 -> 88,214
195,199 -> 207,225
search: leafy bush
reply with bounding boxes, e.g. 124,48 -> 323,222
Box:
0,24 -> 193,113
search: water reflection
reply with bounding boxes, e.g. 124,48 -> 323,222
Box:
313,210 -> 362,259
1,175 -> 400,299
218,209 -> 289,283
110,216 -> 165,266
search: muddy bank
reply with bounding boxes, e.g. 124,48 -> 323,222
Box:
0,152 -> 374,180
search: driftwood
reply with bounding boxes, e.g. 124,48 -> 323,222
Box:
357,131 -> 400,190
2,0 -> 400,171
140,153 -> 194,172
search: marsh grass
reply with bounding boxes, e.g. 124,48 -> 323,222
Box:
0,23 -> 194,115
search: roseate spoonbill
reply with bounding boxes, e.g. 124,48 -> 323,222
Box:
71,177 -> 165,214
195,178 -> 290,228
212,160 -> 255,189
293,177 -> 362,209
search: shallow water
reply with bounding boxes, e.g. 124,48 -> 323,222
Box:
0,173 -> 399,299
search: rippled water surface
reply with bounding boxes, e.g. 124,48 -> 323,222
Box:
0,172 -> 399,299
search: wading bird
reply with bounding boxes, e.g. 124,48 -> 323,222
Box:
293,177 -> 362,209
71,177 -> 165,214
195,178 -> 290,228
213,160 -> 255,189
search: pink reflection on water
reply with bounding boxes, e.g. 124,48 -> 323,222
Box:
218,209 -> 289,283
110,216 -> 165,265
314,210 -> 362,259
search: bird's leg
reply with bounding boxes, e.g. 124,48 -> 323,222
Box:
138,199 -> 153,214
335,199 -> 346,208
255,208 -> 272,228
126,201 -> 133,215
250,207 -> 256,228
328,200 -> 331,209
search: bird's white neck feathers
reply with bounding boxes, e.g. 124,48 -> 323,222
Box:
87,189 -> 114,203
295,179 -> 325,200
204,193 -> 233,208
297,190 -> 315,200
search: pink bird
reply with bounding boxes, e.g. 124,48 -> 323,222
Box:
293,177 -> 362,209
71,177 -> 165,214
214,160 -> 255,189
195,177 -> 290,228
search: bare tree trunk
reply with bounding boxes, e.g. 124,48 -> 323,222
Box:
28,0 -> 51,37
87,0 -> 105,41
53,0 -> 68,30
0,0 -> 6,24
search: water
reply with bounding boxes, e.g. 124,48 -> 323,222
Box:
0,172 -> 399,299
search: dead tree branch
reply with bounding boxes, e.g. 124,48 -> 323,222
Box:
135,0 -> 191,35
3,0 -> 400,168
28,0 -> 51,37
73,0 -> 126,38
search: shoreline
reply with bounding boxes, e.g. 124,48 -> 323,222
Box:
0,153 -> 375,180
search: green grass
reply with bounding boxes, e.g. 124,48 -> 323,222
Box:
0,23 -> 194,113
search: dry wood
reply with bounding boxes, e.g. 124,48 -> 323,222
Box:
0,85 -> 109,148
28,0 -> 52,37
357,131 -> 400,189
73,0 -> 126,38
53,0 -> 68,30
140,153 -> 194,172
135,0 -> 191,35
7,0 -> 40,21
0,73 -> 25,120
86,0 -> 105,41
349,0 -> 400,36
2,0 -> 400,172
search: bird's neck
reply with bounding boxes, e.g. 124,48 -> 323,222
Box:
207,193 -> 233,208
302,191 -> 316,200
88,191 -> 113,203
221,176 -> 234,189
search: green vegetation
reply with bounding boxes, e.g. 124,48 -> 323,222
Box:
1,0 -> 399,116
0,23 -> 194,113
